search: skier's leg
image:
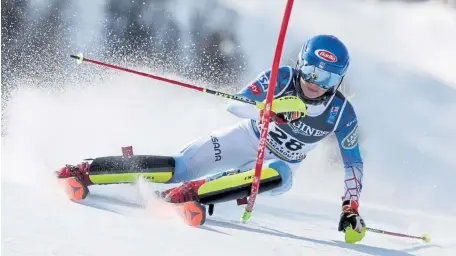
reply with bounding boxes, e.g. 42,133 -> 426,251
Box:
193,158 -> 298,205
55,122 -> 258,187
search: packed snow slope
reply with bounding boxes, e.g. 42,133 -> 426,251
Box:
2,0 -> 456,255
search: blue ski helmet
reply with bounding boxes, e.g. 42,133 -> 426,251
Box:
295,34 -> 350,105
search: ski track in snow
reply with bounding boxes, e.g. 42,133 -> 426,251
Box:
2,0 -> 456,255
3,180 -> 455,256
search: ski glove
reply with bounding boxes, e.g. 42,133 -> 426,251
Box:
338,199 -> 366,244
259,109 -> 303,124
256,96 -> 307,125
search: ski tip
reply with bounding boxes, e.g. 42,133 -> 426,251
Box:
70,53 -> 84,64
58,177 -> 89,201
422,234 -> 431,243
181,202 -> 206,226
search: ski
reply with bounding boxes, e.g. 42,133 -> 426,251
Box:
58,177 -> 89,201
153,190 -> 207,227
161,200 -> 207,227
58,177 -> 206,227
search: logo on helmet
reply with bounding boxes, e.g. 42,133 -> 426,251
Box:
315,49 -> 337,63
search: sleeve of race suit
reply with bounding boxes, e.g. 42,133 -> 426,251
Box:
227,66 -> 294,120
334,100 -> 364,205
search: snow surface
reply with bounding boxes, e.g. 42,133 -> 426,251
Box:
2,0 -> 456,255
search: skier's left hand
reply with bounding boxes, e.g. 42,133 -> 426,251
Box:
274,111 -> 303,124
259,109 -> 303,124
256,96 -> 307,124
338,199 -> 366,244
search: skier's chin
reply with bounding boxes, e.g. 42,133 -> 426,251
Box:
300,79 -> 327,99
302,86 -> 326,99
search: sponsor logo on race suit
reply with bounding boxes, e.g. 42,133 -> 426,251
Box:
289,121 -> 330,137
345,118 -> 357,128
326,106 -> 340,124
256,72 -> 270,90
248,82 -> 261,96
342,124 -> 358,149
211,136 -> 222,161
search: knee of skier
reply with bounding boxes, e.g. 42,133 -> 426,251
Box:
167,154 -> 189,183
265,160 -> 293,196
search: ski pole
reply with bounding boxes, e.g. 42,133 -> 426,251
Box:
69,53 -> 256,105
367,227 -> 431,243
69,53 -> 306,115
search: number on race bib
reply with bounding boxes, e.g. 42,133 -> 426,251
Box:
285,139 -> 304,151
269,128 -> 287,144
269,127 -> 305,151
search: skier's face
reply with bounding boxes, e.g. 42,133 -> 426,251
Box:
300,77 -> 329,99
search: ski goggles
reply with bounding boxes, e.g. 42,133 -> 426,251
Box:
299,63 -> 343,89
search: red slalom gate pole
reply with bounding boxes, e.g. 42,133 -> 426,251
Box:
241,0 -> 294,223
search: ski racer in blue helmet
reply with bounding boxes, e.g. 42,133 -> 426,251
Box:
295,35 -> 349,105
56,34 -> 365,243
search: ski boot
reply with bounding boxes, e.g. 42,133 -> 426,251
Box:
157,179 -> 206,203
